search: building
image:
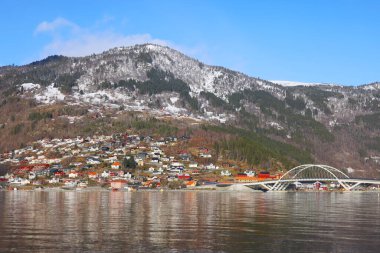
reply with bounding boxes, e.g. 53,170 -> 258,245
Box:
111,161 -> 121,170
110,179 -> 127,189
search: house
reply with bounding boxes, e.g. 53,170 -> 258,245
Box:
111,179 -> 127,189
144,136 -> 153,142
199,153 -> 212,158
28,172 -> 36,180
8,177 -> 30,186
152,170 -> 162,175
206,163 -> 218,170
244,170 -> 256,177
151,157 -> 160,163
170,161 -> 184,169
135,152 -> 148,161
198,147 -> 209,153
101,171 -> 110,178
54,171 -> 65,177
88,172 -> 98,179
293,181 -> 304,189
87,157 -> 101,165
151,152 -> 161,159
107,156 -> 118,163
70,162 -> 82,167
221,170 -> 232,176
109,171 -> 118,177
48,177 -> 60,184
155,140 -> 165,146
68,171 -> 79,178
123,172 -> 132,179
189,162 -> 198,168
101,146 -> 110,152
161,157 -> 170,162
177,173 -> 191,180
186,180 -> 197,188
179,153 -> 191,161
111,161 -> 121,170
169,168 -> 182,174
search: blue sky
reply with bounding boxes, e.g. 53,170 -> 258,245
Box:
1,0 -> 379,85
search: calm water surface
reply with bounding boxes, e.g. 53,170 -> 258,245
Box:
0,191 -> 380,253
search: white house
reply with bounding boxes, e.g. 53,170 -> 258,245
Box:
8,178 -> 30,186
87,157 -> 101,165
206,163 -> 218,170
244,170 -> 256,177
199,153 -> 212,158
123,172 -> 132,179
101,171 -> 110,178
28,172 -> 36,180
48,177 -> 60,184
221,170 -> 232,176
68,171 -> 79,178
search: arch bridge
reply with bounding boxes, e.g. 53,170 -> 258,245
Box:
242,164 -> 380,191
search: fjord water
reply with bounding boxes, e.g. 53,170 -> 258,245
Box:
0,191 -> 379,253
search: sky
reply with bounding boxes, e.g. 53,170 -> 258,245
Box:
0,0 -> 379,85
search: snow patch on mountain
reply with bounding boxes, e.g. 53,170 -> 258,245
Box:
20,83 -> 41,91
163,103 -> 186,116
361,82 -> 380,91
271,80 -> 324,87
170,97 -> 179,104
34,84 -> 65,104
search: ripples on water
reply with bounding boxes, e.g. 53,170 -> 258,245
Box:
0,191 -> 380,253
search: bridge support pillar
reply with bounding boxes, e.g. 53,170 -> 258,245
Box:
337,180 -> 351,191
348,182 -> 362,190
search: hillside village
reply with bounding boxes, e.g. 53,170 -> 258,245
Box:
0,130 -> 281,191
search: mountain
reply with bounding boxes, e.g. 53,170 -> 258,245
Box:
0,44 -> 379,176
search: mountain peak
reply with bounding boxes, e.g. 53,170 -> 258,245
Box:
101,43 -> 179,57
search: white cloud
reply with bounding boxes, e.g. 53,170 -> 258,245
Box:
35,17 -> 79,34
41,31 -> 169,57
35,17 -> 212,64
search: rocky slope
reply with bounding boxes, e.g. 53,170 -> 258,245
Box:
0,44 -> 379,176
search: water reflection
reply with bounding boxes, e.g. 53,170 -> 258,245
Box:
0,191 -> 380,252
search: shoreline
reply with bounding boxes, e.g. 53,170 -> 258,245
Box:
1,186 -> 380,193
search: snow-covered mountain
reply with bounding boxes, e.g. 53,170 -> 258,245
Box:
1,43 -> 380,175
0,44 -> 378,124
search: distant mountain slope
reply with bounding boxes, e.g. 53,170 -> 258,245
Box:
0,44 -> 379,176
271,80 -> 324,87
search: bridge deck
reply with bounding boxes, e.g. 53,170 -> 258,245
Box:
243,178 -> 380,186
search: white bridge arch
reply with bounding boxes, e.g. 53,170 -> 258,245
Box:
241,164 -> 380,191
279,164 -> 350,181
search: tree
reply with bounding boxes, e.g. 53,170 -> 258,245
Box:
123,156 -> 137,170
